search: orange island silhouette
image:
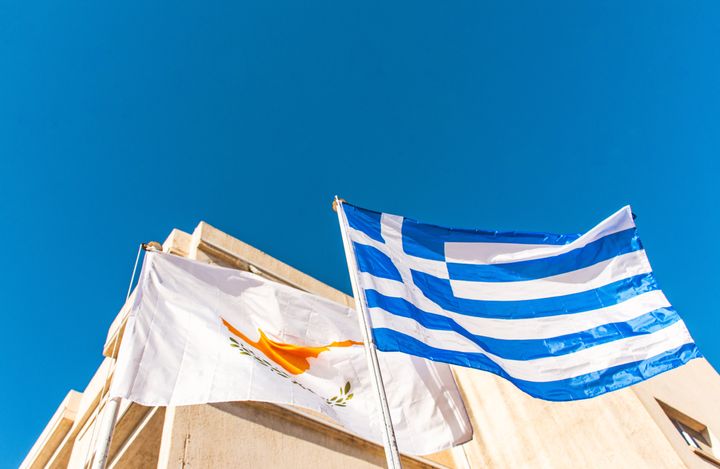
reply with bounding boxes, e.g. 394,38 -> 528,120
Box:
221,318 -> 362,375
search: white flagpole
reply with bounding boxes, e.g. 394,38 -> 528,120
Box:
90,242 -> 151,469
334,197 -> 402,469
91,397 -> 122,469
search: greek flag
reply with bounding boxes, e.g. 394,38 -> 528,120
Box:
337,202 -> 701,401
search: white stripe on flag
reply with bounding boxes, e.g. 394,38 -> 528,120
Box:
444,206 -> 635,265
449,250 -> 652,301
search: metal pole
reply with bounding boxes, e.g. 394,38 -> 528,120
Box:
90,244 -> 145,469
90,397 -> 122,469
334,197 -> 402,469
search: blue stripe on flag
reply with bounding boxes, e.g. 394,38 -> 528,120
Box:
447,228 -> 642,282
411,270 -> 659,318
344,204 -> 385,243
365,289 -> 681,360
401,216 -> 582,262
353,242 -> 402,281
372,328 -> 701,401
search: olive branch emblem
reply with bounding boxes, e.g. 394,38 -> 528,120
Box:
326,381 -> 353,407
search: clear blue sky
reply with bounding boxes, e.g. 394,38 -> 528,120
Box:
1,1 -> 718,466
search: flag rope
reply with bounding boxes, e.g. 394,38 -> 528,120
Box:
86,243 -> 145,469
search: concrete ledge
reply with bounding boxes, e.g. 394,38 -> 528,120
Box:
20,390 -> 81,469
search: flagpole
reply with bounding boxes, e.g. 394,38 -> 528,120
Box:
90,242 -> 152,469
334,197 -> 402,469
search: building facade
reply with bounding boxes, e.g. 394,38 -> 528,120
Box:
21,222 -> 720,468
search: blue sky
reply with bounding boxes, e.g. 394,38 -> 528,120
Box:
1,1 -> 719,466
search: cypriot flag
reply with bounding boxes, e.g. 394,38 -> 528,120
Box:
110,251 -> 472,455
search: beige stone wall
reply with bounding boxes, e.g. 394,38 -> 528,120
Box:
454,367 -> 687,469
633,359 -> 720,469
156,402 -> 441,469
